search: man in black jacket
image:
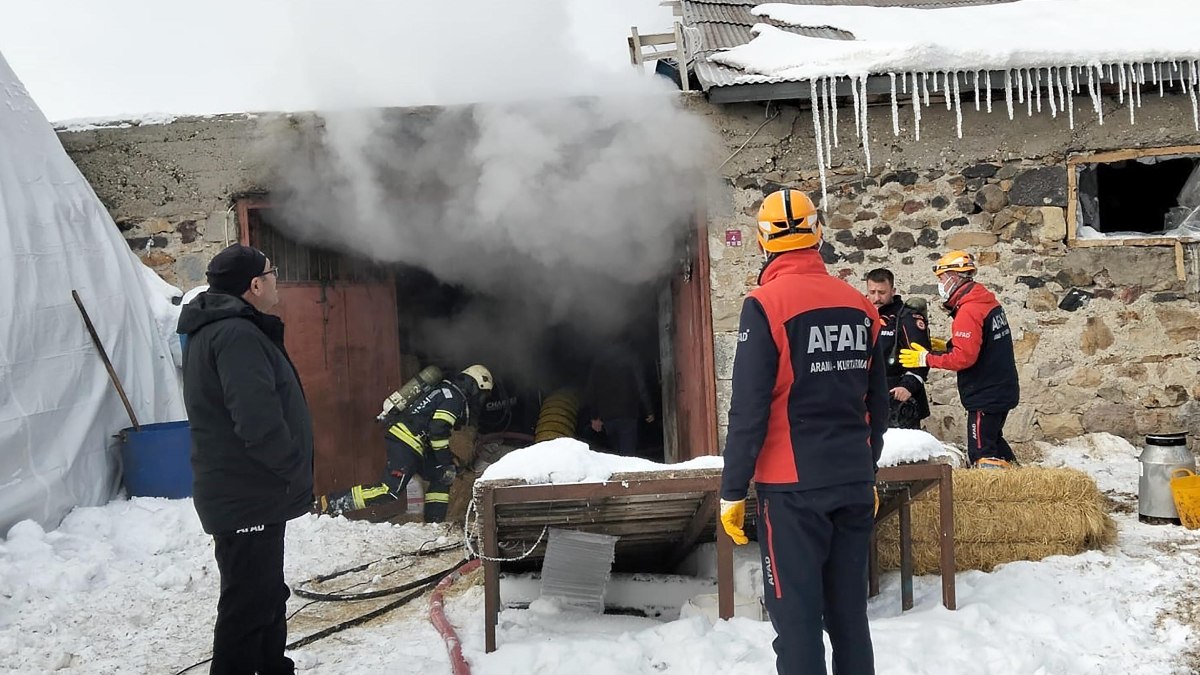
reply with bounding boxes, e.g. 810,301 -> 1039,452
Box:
178,243 -> 313,675
864,268 -> 931,429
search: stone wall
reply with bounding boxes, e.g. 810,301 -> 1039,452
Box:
689,93 -> 1200,454
57,115 -> 270,290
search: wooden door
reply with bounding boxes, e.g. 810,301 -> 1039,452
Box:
668,215 -> 718,461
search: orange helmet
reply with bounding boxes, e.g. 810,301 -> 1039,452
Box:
932,250 -> 977,276
756,189 -> 822,254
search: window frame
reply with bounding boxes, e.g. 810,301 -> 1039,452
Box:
1066,145 -> 1200,282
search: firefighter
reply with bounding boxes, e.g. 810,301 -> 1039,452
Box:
720,189 -> 888,675
864,268 -> 931,429
899,251 -> 1020,469
321,364 -> 494,521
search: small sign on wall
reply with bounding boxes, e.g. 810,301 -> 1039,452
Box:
725,229 -> 743,247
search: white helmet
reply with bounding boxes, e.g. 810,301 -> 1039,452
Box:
461,364 -> 494,392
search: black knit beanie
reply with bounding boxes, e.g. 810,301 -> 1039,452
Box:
206,244 -> 268,295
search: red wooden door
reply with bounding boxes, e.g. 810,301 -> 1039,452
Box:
670,215 -> 718,461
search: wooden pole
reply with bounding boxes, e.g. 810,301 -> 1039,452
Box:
72,290 -> 140,431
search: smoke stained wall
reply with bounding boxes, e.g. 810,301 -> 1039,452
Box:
254,0 -> 718,381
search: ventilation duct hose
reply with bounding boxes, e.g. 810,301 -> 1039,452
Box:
534,388 -> 580,442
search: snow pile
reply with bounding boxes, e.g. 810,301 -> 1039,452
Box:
2,433 -> 1199,673
477,438 -> 724,484
709,0 -> 1200,204
1037,432 -> 1142,497
878,428 -> 958,468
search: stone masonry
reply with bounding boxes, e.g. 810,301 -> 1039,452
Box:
688,92 -> 1200,455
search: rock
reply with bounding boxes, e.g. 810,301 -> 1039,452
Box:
1081,403 -> 1138,438
175,253 -> 209,288
1016,275 -> 1046,288
940,216 -> 969,230
873,224 -> 893,235
835,230 -> 855,245
1096,384 -> 1126,404
1139,385 -> 1189,408
1025,287 -> 1058,312
954,196 -> 980,214
1005,405 -> 1037,442
142,251 -> 176,267
976,251 -> 1000,266
974,185 -> 1009,213
145,217 -> 173,235
821,245 -> 841,264
1055,268 -> 1093,287
1009,166 -> 1067,206
1152,292 -> 1188,302
1080,317 -> 1115,356
1118,286 -> 1144,304
115,218 -> 137,233
1013,331 -> 1040,363
1039,413 -> 1084,441
837,200 -> 859,215
917,229 -> 940,248
962,163 -> 999,179
1037,207 -> 1067,242
888,231 -> 916,252
1067,367 -> 1104,388
995,163 -> 1021,180
176,219 -> 198,244
855,211 -> 878,222
882,203 -> 904,220
902,200 -> 924,214
843,250 -> 865,263
910,283 -> 939,297
856,234 -> 884,250
829,215 -> 854,230
899,218 -> 927,230
881,170 -> 920,186
1155,306 -> 1200,342
204,210 -> 232,244
126,236 -> 150,250
945,231 -> 999,248
930,195 -> 950,209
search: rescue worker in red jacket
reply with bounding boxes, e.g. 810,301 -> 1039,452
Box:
720,189 -> 888,675
899,251 -> 1020,469
320,365 -> 493,521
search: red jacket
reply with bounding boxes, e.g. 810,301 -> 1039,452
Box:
927,281 -> 1020,412
721,249 -> 889,500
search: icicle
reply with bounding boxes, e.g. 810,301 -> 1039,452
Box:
931,71 -> 940,93
952,73 -> 963,138
831,77 -> 840,149
1089,66 -> 1104,126
973,71 -> 981,111
851,74 -> 862,139
1026,69 -> 1034,117
859,76 -> 872,173
1128,66 -> 1136,125
1047,67 -> 1057,118
821,77 -> 833,166
944,72 -> 953,110
912,77 -> 922,141
1135,62 -> 1143,108
1034,68 -> 1043,113
986,71 -> 993,113
1064,68 -> 1074,130
890,73 -> 900,137
921,72 -> 930,107
1004,70 -> 1014,120
1156,62 -> 1164,97
1016,68 -> 1025,103
1168,61 -> 1177,89
809,80 -> 828,208
901,71 -> 909,95
1117,63 -> 1126,104
1191,61 -> 1200,131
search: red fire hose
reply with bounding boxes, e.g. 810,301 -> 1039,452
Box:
429,558 -> 481,675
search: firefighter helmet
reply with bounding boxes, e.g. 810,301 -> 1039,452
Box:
756,189 -> 822,254
932,250 -> 977,276
461,364 -> 494,392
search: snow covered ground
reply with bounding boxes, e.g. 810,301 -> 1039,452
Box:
2,433 -> 1198,674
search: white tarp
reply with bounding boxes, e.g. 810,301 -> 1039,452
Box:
0,51 -> 186,537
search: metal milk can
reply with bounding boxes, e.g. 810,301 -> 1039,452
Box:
1138,432 -> 1196,521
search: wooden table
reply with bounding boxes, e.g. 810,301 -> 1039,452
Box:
474,469 -> 735,653
871,461 -> 956,611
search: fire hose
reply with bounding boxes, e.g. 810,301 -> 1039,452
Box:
429,558 -> 482,675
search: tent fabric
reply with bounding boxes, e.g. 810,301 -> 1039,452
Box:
0,52 -> 186,537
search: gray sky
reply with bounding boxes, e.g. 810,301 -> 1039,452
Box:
0,0 -> 673,122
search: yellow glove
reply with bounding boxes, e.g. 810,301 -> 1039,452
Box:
874,486 -> 880,517
719,499 -> 749,545
930,337 -> 948,352
898,342 -> 929,369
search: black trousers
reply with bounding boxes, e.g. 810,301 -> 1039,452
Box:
966,409 -> 1016,464
757,485 -> 876,675
211,523 -> 294,675
330,437 -> 453,522
603,417 -> 639,456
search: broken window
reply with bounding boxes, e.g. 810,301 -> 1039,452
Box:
1075,153 -> 1200,240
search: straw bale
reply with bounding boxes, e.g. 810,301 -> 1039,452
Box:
876,466 -> 1115,573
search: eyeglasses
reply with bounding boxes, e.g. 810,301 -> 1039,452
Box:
258,267 -> 278,278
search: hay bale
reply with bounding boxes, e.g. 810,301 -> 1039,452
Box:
876,466 -> 1115,573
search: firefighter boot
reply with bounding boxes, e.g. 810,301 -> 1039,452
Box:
974,457 -> 1012,470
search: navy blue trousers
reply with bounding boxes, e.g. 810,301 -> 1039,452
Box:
211,523 -> 294,675
757,484 -> 876,675
966,410 -> 1016,465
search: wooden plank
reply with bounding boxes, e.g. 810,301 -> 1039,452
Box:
1176,240 -> 1187,281
716,517 -> 734,620
1071,235 -> 1200,248
1068,144 -> 1200,165
487,475 -> 721,505
665,492 -> 719,568
899,488 -> 914,611
1066,161 -> 1078,243
938,463 -> 957,610
482,485 -> 500,653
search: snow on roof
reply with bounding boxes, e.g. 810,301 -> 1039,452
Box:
713,0 -> 1200,81
477,429 -> 955,486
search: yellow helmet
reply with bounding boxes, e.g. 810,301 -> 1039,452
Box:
756,189 -> 822,254
932,250 -> 977,276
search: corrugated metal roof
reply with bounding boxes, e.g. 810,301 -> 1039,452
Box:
682,0 -> 1024,95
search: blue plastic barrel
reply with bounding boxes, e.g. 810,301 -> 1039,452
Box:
120,420 -> 193,498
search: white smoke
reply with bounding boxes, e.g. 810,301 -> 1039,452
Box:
255,0 -> 718,379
